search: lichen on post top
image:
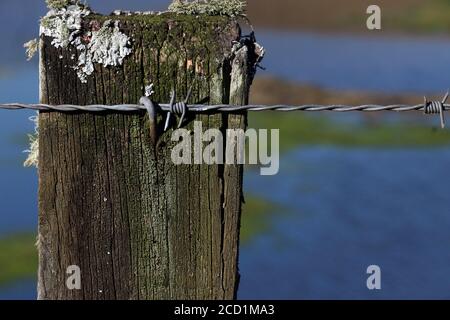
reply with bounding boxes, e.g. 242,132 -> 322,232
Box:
40,0 -> 133,83
38,0 -> 247,84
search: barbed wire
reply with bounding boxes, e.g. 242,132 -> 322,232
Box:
1,102 -> 449,113
1,91 -> 448,129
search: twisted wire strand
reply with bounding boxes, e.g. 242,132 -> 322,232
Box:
1,103 -> 449,113
424,101 -> 444,114
170,101 -> 188,114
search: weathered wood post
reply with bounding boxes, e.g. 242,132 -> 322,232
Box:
37,12 -> 254,300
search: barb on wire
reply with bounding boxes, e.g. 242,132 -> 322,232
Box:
424,92 -> 449,129
164,80 -> 196,132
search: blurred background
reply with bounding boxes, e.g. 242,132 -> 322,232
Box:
1,0 -> 450,299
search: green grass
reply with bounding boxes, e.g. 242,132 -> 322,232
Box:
0,233 -> 37,286
334,0 -> 450,33
241,195 -> 285,244
249,112 -> 450,152
385,0 -> 450,33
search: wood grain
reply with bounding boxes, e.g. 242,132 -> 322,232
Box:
37,13 -> 252,300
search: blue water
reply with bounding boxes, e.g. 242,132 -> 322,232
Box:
0,69 -> 38,235
258,31 -> 450,94
239,147 -> 450,299
0,280 -> 36,300
2,0 -> 450,300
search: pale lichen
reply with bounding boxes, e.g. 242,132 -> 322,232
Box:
75,20 -> 132,83
40,3 -> 91,49
24,39 -> 39,61
24,114 -> 39,168
40,1 -> 132,83
168,0 -> 246,17
145,83 -> 155,97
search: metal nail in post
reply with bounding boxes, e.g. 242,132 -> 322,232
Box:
140,96 -> 158,146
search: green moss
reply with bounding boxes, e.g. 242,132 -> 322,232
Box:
92,12 -> 230,24
0,233 -> 38,286
46,0 -> 76,10
241,195 -> 283,243
90,12 -> 232,54
249,112 -> 450,152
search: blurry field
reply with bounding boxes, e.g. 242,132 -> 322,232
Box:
248,0 -> 450,34
241,196 -> 286,244
249,77 -> 450,151
2,0 -> 450,298
0,234 -> 37,286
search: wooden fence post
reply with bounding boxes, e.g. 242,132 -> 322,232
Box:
37,13 -> 253,300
